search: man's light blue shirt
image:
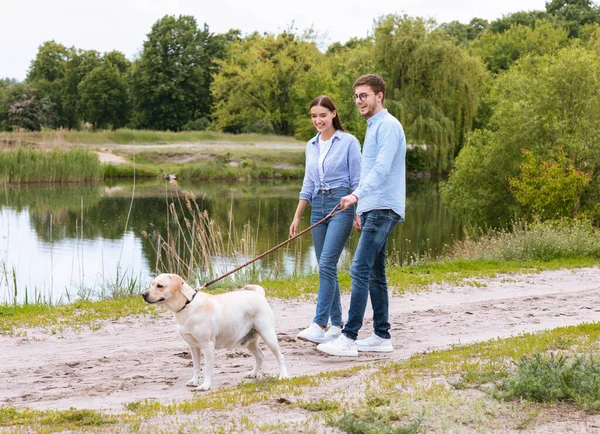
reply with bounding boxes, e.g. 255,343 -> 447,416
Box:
353,109 -> 406,218
299,130 -> 361,202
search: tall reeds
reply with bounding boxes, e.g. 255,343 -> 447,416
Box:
0,146 -> 104,183
143,190 -> 269,286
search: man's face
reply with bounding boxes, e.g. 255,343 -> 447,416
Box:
353,85 -> 381,118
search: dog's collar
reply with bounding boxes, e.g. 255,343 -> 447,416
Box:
177,291 -> 197,313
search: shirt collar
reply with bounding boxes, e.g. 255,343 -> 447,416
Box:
367,109 -> 388,126
310,129 -> 342,146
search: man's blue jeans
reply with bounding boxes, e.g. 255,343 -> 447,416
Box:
310,187 -> 354,328
343,209 -> 402,340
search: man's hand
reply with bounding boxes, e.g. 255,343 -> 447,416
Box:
340,193 -> 358,210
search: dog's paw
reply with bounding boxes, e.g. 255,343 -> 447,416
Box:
244,371 -> 259,379
279,373 -> 290,380
193,383 -> 211,391
186,378 -> 199,387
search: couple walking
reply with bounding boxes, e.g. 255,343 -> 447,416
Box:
291,74 -> 406,357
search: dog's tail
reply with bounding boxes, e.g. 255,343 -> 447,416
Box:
242,284 -> 265,296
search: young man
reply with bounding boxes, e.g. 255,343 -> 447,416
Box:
316,74 -> 406,357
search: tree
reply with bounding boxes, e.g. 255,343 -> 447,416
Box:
373,15 -> 488,171
27,40 -> 69,83
442,46 -> 600,224
7,85 -> 56,130
546,0 -> 600,37
131,15 -> 226,131
470,21 -> 570,73
61,49 -> 102,129
79,62 -> 129,129
438,18 -> 489,46
211,31 -> 330,136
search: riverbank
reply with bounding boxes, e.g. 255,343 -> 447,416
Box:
1,266 -> 600,432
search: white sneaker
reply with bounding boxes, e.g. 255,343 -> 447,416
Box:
297,323 -> 325,343
356,333 -> 393,352
316,334 -> 358,357
323,326 -> 342,342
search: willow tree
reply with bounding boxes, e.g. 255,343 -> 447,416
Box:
442,46 -> 600,224
373,15 -> 488,172
211,31 -> 331,136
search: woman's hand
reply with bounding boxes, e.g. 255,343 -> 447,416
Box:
289,217 -> 301,237
353,215 -> 361,233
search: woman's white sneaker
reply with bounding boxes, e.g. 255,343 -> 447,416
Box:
356,333 -> 393,352
323,326 -> 342,342
316,334 -> 358,356
297,323 -> 325,343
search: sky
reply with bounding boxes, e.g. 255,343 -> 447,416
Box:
1,0 -> 549,82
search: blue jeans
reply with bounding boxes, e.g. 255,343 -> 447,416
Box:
310,187 -> 354,328
343,209 -> 402,340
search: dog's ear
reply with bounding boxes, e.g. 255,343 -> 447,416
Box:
171,274 -> 197,301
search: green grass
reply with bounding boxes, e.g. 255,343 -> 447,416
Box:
0,407 -> 121,430
496,352 -> 600,410
0,146 -> 104,183
0,129 -> 303,146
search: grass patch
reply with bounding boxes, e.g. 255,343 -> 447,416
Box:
332,410 -> 422,434
1,129 -> 304,146
450,219 -> 600,261
0,407 -> 120,430
0,296 -> 154,335
496,352 -> 600,411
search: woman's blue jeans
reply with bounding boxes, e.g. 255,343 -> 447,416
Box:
342,209 -> 402,340
310,187 -> 354,328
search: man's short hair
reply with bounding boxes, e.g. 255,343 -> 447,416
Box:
354,74 -> 386,102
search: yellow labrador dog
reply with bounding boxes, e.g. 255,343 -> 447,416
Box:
142,273 -> 289,391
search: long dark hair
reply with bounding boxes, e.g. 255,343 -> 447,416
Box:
310,95 -> 345,132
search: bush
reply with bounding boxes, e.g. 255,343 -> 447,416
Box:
182,117 -> 211,131
496,352 -> 600,411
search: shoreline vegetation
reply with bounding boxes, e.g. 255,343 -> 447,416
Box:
0,129 -> 435,182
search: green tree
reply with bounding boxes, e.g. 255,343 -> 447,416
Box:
61,49 -> 102,129
373,15 -> 488,171
26,41 -> 70,128
442,46 -> 600,224
131,15 -> 226,131
470,21 -> 570,72
211,31 -> 330,136
78,62 -> 129,129
509,149 -> 591,220
438,18 -> 489,46
488,10 -> 550,34
546,0 -> 600,37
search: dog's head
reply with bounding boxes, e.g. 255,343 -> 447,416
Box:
141,273 -> 197,313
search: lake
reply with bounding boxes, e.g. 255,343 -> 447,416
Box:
0,179 -> 463,304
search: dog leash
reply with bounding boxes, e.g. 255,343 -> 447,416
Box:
199,203 -> 346,289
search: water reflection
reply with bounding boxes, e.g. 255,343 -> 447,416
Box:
0,179 -> 462,304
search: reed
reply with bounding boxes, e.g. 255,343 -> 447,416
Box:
143,190 -> 282,286
0,146 -> 104,183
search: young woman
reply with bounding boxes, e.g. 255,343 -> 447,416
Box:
291,95 -> 361,344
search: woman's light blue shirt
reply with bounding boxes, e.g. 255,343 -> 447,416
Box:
299,130 -> 361,202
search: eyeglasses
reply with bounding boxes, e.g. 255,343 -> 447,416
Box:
353,92 -> 375,102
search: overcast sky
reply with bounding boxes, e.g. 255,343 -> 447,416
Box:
1,0 -> 549,81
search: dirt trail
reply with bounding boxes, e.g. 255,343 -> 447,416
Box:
1,267 -> 599,412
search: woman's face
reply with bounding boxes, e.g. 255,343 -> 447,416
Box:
310,105 -> 336,134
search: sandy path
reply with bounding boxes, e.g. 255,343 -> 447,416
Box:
1,267 -> 599,412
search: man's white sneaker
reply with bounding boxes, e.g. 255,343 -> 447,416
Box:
323,326 -> 342,343
356,333 -> 393,352
297,323 -> 325,343
316,334 -> 358,357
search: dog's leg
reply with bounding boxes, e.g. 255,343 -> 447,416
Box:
258,328 -> 289,379
194,342 -> 215,391
186,346 -> 202,387
244,337 -> 264,378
